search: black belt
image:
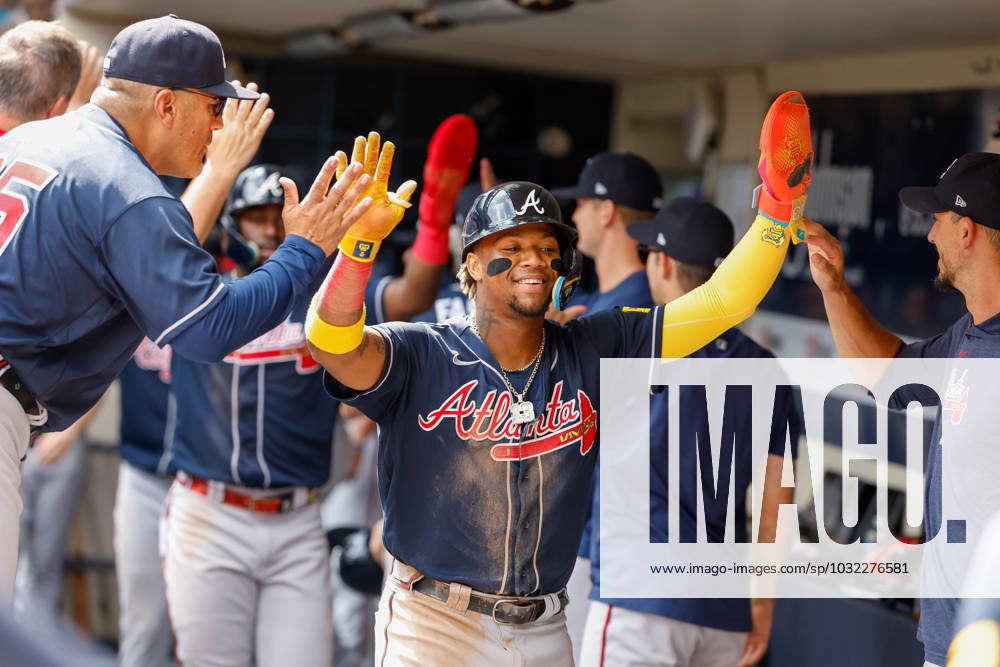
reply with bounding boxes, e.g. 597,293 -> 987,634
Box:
412,575 -> 568,625
0,360 -> 40,417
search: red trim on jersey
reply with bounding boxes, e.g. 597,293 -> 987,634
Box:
599,603 -> 614,666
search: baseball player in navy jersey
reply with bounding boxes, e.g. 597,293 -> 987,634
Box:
802,152 -> 1000,667
552,152 -> 661,315
579,198 -> 799,667
114,101 -> 273,667
550,152 -> 660,656
303,93 -> 812,664
0,19 -> 89,620
0,13 -> 377,601
365,113 -> 478,326
163,144 -> 421,666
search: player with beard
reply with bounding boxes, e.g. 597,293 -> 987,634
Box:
804,152 -> 1000,667
303,91 -> 813,665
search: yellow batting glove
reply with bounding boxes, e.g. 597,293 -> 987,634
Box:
336,131 -> 418,262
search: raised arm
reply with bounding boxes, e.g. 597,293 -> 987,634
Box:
380,114 -> 476,322
802,218 -> 902,358
306,132 -> 417,389
181,81 -> 274,242
660,92 -> 812,358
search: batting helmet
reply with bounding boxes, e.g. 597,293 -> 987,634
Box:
221,164 -> 285,269
461,181 -> 582,310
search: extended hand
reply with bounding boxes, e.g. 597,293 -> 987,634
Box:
34,431 -> 79,466
336,132 -> 417,250
739,599 -> 774,666
206,81 -> 275,179
801,218 -> 846,294
280,159 -> 373,255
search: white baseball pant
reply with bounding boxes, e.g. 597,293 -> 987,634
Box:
163,480 -> 332,667
113,461 -> 173,667
0,388 -> 30,604
565,555 -> 592,662
375,559 -> 573,667
13,436 -> 88,620
579,601 -> 747,667
322,433 -> 380,667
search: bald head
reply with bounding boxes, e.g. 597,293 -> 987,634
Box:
0,21 -> 81,123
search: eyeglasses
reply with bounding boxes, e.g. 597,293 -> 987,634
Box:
172,87 -> 225,117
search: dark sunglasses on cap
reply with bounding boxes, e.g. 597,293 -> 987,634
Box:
173,87 -> 225,117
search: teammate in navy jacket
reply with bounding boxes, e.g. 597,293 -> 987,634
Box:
113,89 -> 274,666
0,15 -> 374,600
163,164 -> 343,666
803,153 -> 1000,667
579,198 -> 799,667
304,100 -> 810,661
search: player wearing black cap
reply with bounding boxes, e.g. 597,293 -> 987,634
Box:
803,153 -> 1000,667
551,152 -> 663,314
579,198 -> 798,667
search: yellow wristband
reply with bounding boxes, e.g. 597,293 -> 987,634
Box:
338,235 -> 382,263
306,299 -> 366,354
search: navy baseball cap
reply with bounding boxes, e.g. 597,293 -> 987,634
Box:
104,15 -> 259,100
627,197 -> 734,269
552,152 -> 663,213
899,152 -> 1000,229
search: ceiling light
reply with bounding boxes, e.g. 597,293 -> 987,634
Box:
427,0 -> 574,24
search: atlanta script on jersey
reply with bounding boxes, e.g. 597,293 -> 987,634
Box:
324,306 -> 663,596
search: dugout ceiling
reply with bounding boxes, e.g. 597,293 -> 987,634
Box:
64,0 -> 1000,80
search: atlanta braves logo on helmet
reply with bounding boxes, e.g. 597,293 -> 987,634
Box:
513,189 -> 546,216
254,170 -> 284,200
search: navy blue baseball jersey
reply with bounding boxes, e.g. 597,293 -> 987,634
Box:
366,274 -> 472,325
118,340 -> 176,477
894,311 -> 1000,665
169,271 -> 338,489
568,270 -> 653,314
324,306 -> 664,596
0,105 -> 325,431
587,328 -> 800,632
575,270 -> 654,557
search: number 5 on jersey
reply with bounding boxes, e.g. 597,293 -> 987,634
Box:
0,158 -> 58,257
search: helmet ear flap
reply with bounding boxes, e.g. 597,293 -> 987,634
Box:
552,247 -> 582,311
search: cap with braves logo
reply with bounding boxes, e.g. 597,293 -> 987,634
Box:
899,152 -> 1000,229
626,197 -> 734,269
104,14 -> 259,100
552,152 -> 663,213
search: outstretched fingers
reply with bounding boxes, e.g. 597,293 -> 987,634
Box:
388,179 -> 417,208
334,151 -> 349,181
351,136 -> 366,170
305,157 -> 342,203
363,131 -> 381,178
373,141 -> 395,198
279,177 -> 300,214
327,164 -> 370,216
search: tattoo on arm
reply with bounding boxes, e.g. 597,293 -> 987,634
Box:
349,329 -> 386,360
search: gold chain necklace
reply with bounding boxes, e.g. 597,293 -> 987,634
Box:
467,316 -> 546,425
